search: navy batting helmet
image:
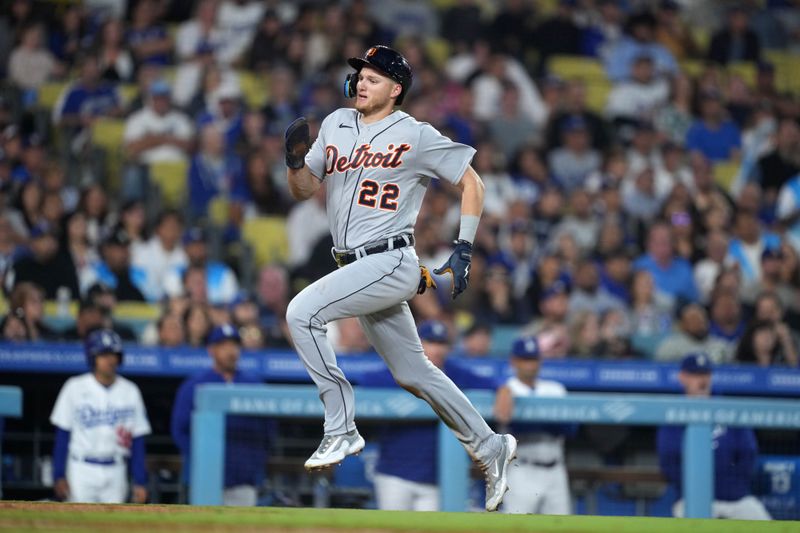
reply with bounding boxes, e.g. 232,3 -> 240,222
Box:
85,328 -> 124,368
344,45 -> 413,105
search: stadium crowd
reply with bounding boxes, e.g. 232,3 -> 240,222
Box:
0,0 -> 799,368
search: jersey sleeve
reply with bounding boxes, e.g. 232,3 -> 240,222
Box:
416,123 -> 476,185
49,379 -> 75,430
304,114 -> 332,181
131,385 -> 152,438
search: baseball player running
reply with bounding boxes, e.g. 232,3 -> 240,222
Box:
50,328 -> 151,503
494,336 -> 575,514
284,45 -> 516,512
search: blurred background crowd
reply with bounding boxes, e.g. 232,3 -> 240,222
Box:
0,0 -> 799,367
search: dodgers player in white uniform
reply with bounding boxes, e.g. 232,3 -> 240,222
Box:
494,336 -> 575,514
283,45 -> 516,512
50,328 -> 151,503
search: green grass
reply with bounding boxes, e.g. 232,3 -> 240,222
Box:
1,503 -> 798,532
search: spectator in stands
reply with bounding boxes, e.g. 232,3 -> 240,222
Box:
247,9 -> 287,72
156,312 -> 185,347
606,55 -> 670,126
581,0 -> 625,60
0,308 -> 28,341
254,265 -> 291,348
623,167 -> 662,224
362,320 -> 497,511
86,282 -> 138,342
132,209 -> 186,302
171,324 -> 273,506
183,303 -> 212,347
568,259 -> 626,316
754,117 -> 800,199
751,292 -> 799,367
46,4 -> 84,66
6,223 -> 80,300
60,299 -> 109,341
526,279 -> 571,342
752,246 -> 800,313
532,0 -> 582,75
172,0 -> 225,108
604,10 -> 678,82
634,221 -> 698,305
547,116 -> 602,192
657,353 -> 772,520
654,73 -> 695,146
6,180 -> 44,238
93,18 -> 134,83
229,294 -> 263,350
494,335 -> 574,514
259,66 -> 301,137
197,81 -> 244,150
552,189 -> 599,256
776,168 -> 800,254
488,83 -> 540,163
708,4 -> 761,66
163,226 -> 239,306
457,323 -> 492,358
61,210 -> 98,295
725,210 -> 780,297
546,79 -> 611,152
127,0 -> 173,68
0,213 -> 19,279
655,303 -> 731,363
708,291 -> 746,353
42,161 -> 78,213
8,281 -> 58,341
188,124 -> 246,219
243,151 -> 290,217
693,231 -> 731,304
630,269 -> 674,358
118,200 -> 147,259
685,90 -> 742,162
12,133 -> 48,185
52,54 -> 123,154
654,0 -> 700,60
567,310 -> 601,358
8,23 -> 62,95
474,260 -> 522,326
510,147 -> 550,208
122,79 -> 194,200
88,226 -> 146,302
734,320 -> 794,367
216,0 -> 266,66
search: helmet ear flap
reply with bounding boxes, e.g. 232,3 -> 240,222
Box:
343,72 -> 358,98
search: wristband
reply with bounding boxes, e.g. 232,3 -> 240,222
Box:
458,215 -> 480,244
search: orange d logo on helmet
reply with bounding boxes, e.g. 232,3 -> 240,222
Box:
367,47 -> 377,57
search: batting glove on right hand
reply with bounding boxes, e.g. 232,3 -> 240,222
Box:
285,117 -> 310,169
434,240 -> 473,300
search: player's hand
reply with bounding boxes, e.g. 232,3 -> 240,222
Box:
493,386 -> 514,428
285,117 -> 310,170
54,478 -> 70,501
132,485 -> 148,504
434,240 -> 472,299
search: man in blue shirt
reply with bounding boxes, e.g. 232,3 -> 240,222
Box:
685,91 -> 742,162
171,324 -> 273,506
360,320 -> 499,511
657,353 -> 771,520
634,221 -> 698,304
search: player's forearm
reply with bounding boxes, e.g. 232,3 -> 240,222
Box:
130,436 -> 148,485
287,167 -> 321,201
53,428 -> 70,480
457,165 -> 485,218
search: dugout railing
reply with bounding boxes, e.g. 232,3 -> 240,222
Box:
189,385 -> 800,518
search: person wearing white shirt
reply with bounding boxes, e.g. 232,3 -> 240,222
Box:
606,55 -> 669,124
494,336 -> 575,515
131,209 -> 188,302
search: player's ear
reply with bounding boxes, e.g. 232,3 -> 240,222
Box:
391,82 -> 402,100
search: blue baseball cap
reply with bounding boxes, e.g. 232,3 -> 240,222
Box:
511,336 -> 541,359
541,279 -> 570,301
207,324 -> 241,345
680,353 -> 712,374
183,226 -> 208,245
85,328 -> 123,358
560,115 -> 587,133
418,320 -> 449,344
149,79 -> 171,96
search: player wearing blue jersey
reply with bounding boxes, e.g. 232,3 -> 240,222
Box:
657,353 -> 772,520
50,329 -> 151,503
171,324 -> 274,506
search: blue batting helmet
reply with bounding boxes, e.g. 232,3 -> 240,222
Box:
85,328 -> 124,368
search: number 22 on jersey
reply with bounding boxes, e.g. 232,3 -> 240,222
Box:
357,180 -> 400,211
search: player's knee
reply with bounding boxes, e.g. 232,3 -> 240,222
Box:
286,298 -> 324,333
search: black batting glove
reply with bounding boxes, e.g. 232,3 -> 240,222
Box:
285,117 -> 310,169
434,240 -> 473,300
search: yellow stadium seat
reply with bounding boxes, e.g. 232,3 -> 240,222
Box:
114,301 -> 160,320
549,55 -> 608,83
119,84 -> 139,107
238,70 -> 267,109
37,81 -> 70,110
764,50 -> 800,95
91,117 -> 127,188
727,61 -> 756,88
149,160 -> 189,207
679,59 -> 706,79
242,216 -> 289,267
585,79 -> 612,114
208,196 -> 230,226
425,38 -> 451,69
713,159 -> 741,192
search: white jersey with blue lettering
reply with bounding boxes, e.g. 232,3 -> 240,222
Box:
305,108 -> 475,250
50,373 -> 150,502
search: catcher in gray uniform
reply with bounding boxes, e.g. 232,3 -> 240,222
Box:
284,45 -> 516,512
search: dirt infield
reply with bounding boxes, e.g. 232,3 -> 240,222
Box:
1,501 -> 798,533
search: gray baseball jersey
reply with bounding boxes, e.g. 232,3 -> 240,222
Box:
287,107 -> 502,469
305,108 -> 475,250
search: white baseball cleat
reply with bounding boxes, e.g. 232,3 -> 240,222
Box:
483,434 -> 518,512
304,430 -> 365,471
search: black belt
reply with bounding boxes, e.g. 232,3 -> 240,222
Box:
517,458 -> 559,468
333,234 -> 414,267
